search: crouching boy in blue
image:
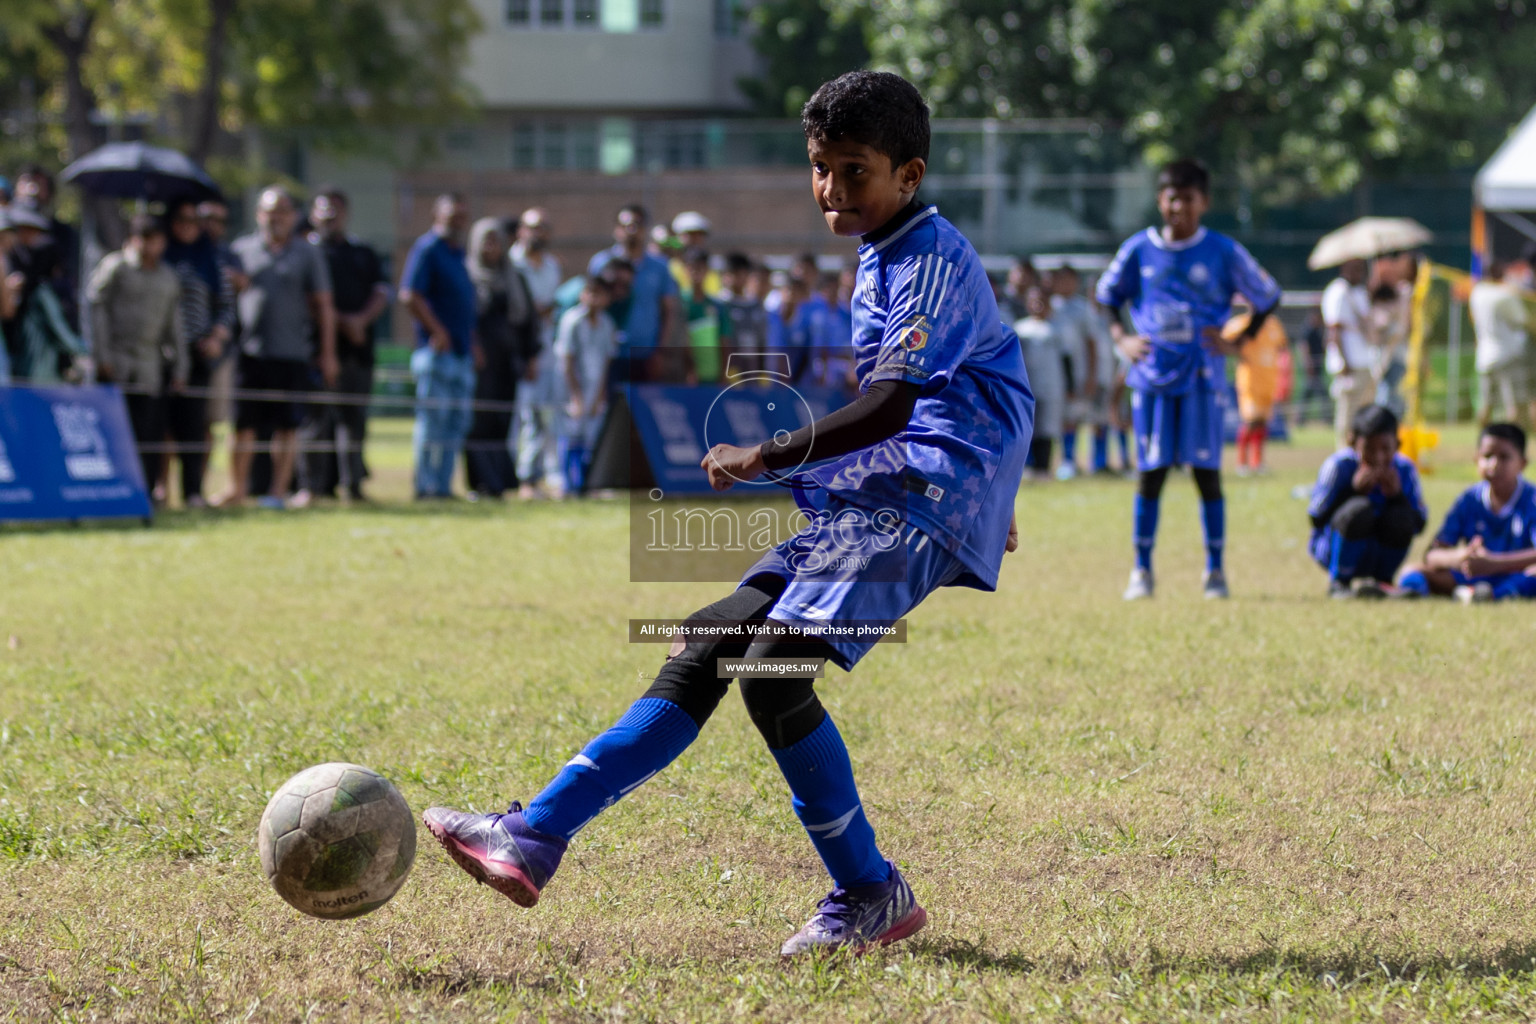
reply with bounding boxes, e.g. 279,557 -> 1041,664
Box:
1308,405 -> 1427,598
422,71 -> 1034,956
1399,422 -> 1536,603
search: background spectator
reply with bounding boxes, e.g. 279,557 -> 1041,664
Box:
588,204 -> 678,382
669,212 -> 719,297
221,186 -> 337,509
401,192 -> 477,500
557,276 -> 618,495
13,164 -> 80,332
1470,260 -> 1530,427
162,199 -> 235,507
3,205 -> 84,381
464,216 -> 538,500
305,188 -> 389,501
679,247 -> 733,385
719,252 -> 767,377
511,207 -> 565,499
1016,286 -> 1064,478
87,213 -> 185,492
1321,258 -> 1373,447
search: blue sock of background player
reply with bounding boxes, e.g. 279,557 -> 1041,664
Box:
1133,493 -> 1159,572
1202,496 -> 1225,573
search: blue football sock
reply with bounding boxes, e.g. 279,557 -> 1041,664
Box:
1398,568 -> 1430,594
1493,574 -> 1536,600
1061,431 -> 1078,467
1117,430 -> 1131,469
1201,498 -> 1226,573
1092,429 -> 1109,472
1328,531 -> 1366,583
523,698 -> 699,840
1133,494 -> 1160,572
770,715 -> 889,889
1371,545 -> 1409,583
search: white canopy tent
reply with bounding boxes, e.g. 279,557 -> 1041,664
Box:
1474,103 -> 1536,265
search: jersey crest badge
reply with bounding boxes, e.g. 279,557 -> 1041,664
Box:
896,313 -> 930,352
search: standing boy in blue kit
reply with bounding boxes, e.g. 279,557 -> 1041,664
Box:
1096,159 -> 1282,600
422,71 -> 1034,957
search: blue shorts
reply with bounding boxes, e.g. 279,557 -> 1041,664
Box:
1131,385 -> 1224,471
740,497 -> 966,670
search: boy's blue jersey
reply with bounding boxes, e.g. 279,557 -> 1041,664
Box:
1095,226 -> 1281,394
1307,448 -> 1428,551
1435,479 -> 1536,552
807,204 -> 1034,591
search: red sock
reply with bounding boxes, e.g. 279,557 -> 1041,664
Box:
1251,422 -> 1268,466
1235,424 -> 1253,466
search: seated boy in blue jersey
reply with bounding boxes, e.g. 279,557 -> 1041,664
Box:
1096,159 -> 1282,600
1399,422 -> 1536,603
1307,405 -> 1427,598
423,71 -> 1034,957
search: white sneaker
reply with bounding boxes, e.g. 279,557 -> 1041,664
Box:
1233,465 -> 1252,478
1055,463 -> 1079,481
1454,582 -> 1494,605
1202,569 -> 1230,599
1123,568 -> 1154,600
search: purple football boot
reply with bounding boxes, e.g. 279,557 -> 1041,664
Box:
780,860 -> 927,957
422,801 -> 567,907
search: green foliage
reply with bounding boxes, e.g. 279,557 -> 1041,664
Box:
0,0 -> 479,167
738,0 -> 873,117
829,0 -> 1536,197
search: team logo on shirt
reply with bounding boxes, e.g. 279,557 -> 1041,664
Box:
1188,263 -> 1210,285
924,484 -> 945,502
895,313 -> 930,352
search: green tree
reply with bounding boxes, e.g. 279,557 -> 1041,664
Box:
739,0 -> 873,118
834,0 -> 1536,197
1,0 -> 478,168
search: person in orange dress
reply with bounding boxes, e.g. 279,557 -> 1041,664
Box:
1225,298 -> 1289,474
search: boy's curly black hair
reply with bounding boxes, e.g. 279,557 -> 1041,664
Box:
801,71 -> 930,169
1156,158 -> 1211,196
1483,422 -> 1528,458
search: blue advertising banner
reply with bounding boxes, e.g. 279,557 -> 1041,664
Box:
626,380 -> 854,496
0,385 -> 152,522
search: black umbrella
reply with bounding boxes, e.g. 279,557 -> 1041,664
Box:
60,142 -> 222,203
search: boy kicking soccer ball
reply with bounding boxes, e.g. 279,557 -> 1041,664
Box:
1096,159 -> 1282,600
1399,422 -> 1536,603
423,71 -> 1034,956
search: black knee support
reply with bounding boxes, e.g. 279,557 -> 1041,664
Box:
641,577 -> 786,728
736,626 -> 832,749
1139,466 -> 1170,500
1192,467 -> 1222,504
1330,495 -> 1378,541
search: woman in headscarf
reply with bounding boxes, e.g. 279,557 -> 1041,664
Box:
464,217 -> 539,499
162,198 -> 236,506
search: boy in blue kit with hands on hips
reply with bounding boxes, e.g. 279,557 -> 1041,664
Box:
423,71 -> 1034,957
1399,422 -> 1536,603
1096,159 -> 1282,600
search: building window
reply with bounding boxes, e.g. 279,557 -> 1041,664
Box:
512,121 -> 602,171
507,0 -> 661,31
506,0 -> 530,25
539,0 -> 564,25
713,0 -> 742,36
639,0 -> 664,28
573,0 -> 599,27
511,125 -> 537,168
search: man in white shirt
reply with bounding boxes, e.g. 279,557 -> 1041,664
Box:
1469,260 -> 1530,425
510,207 -> 566,497
1321,258 -> 1373,447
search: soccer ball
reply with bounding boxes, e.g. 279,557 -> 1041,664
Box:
258,762 -> 416,919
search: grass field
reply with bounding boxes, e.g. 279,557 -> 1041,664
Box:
4,422 -> 1536,1022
